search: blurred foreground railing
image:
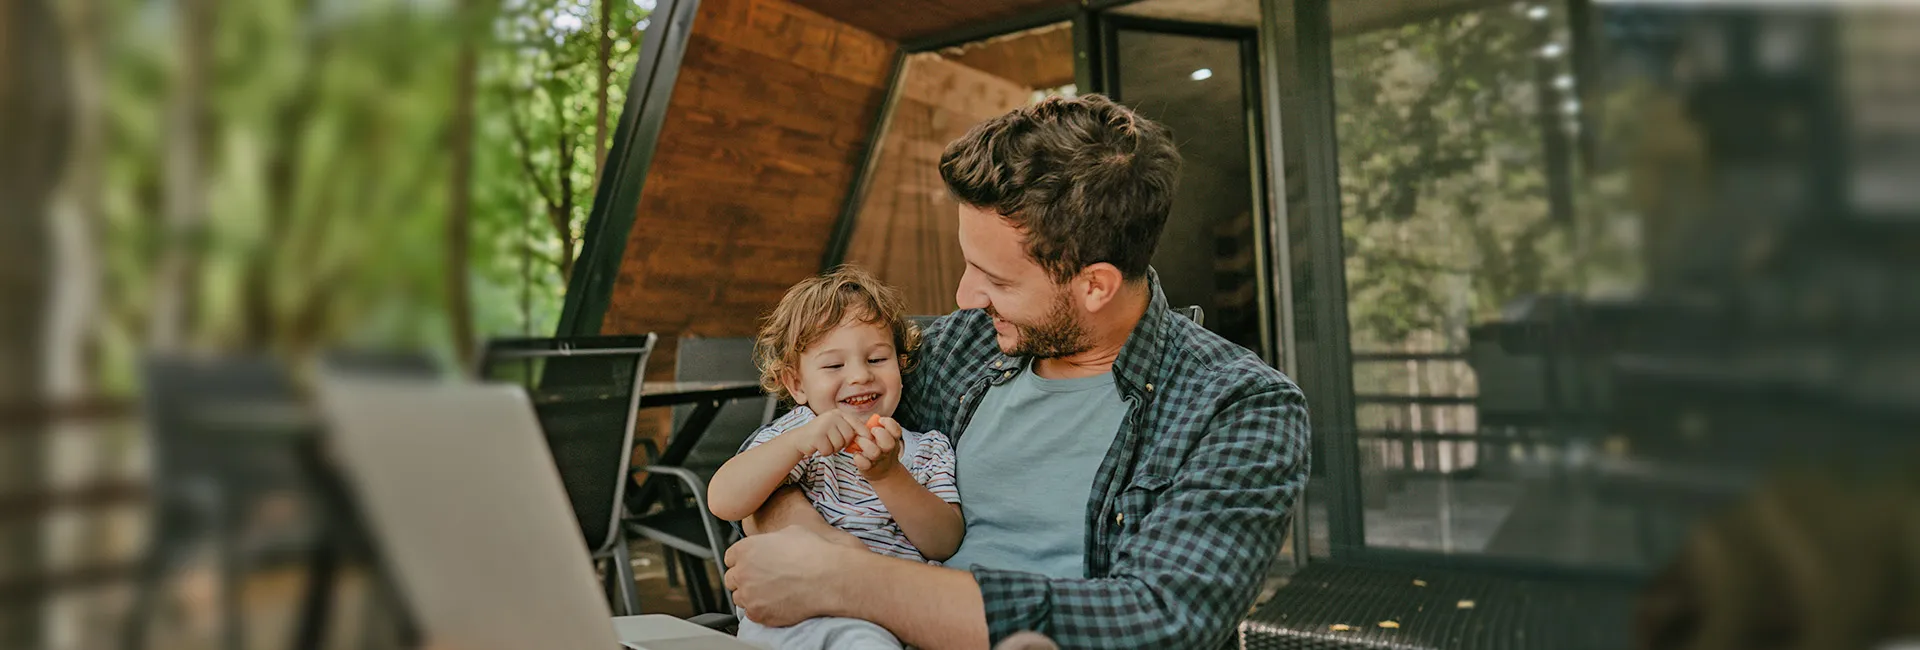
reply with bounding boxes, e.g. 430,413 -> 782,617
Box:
0,398 -> 148,650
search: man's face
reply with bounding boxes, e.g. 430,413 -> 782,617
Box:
954,204 -> 1090,358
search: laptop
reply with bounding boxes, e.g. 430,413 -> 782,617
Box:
315,376 -> 762,650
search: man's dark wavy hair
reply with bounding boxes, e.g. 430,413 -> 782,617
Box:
938,94 -> 1181,284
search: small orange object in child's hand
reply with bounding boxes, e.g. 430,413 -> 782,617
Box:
844,414 -> 882,454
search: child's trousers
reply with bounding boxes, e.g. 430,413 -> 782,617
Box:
736,614 -> 903,650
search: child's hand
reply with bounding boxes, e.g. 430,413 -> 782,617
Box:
850,416 -> 905,481
783,410 -> 864,459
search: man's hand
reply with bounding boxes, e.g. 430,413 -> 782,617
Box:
851,415 -> 905,480
723,526 -> 863,626
782,409 -> 864,458
820,526 -> 874,553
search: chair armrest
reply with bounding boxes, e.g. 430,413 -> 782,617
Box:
632,465 -> 734,556
641,465 -> 711,509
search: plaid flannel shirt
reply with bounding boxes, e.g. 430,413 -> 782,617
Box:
895,270 -> 1311,649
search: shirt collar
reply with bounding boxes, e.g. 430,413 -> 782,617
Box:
1109,267 -> 1172,403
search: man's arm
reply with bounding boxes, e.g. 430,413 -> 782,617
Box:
742,485 -> 867,551
841,553 -> 988,649
966,383 -> 1310,648
724,527 -> 990,650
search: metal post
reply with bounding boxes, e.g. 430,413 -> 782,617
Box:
819,49 -> 909,272
1072,10 -> 1104,94
557,0 -> 703,336
1287,0 -> 1366,559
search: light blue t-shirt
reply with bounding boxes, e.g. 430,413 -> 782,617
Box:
943,363 -> 1127,578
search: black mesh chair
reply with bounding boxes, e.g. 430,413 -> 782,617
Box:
626,336 -> 775,614
476,334 -> 657,616
125,356 -> 311,650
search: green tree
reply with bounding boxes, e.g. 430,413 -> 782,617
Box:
1329,5 -> 1644,436
64,0 -> 650,390
1331,5 -> 1637,355
471,0 -> 650,339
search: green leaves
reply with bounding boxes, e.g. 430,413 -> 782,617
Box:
1331,6 -> 1636,352
82,0 -> 648,387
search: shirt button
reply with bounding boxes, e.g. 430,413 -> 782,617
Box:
1115,512 -> 1125,525
1145,383 -> 1154,393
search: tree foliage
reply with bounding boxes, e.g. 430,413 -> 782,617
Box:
1331,4 -> 1640,355
75,0 -> 650,391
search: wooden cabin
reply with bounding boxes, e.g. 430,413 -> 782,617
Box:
557,0 -> 1600,569
552,0 -> 1920,644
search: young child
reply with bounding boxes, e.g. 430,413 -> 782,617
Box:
708,265 -> 964,650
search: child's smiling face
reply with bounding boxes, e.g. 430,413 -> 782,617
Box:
783,317 -> 903,419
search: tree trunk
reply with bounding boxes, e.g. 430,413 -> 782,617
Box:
46,0 -> 100,399
553,131 -> 577,281
595,0 -> 613,176
448,0 -> 480,367
44,0 -> 107,644
149,0 -> 214,350
0,0 -> 69,644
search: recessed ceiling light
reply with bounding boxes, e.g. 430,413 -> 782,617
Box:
1190,68 -> 1214,81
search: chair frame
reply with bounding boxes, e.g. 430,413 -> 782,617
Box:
628,465 -> 735,612
476,333 -> 658,615
625,335 -> 774,614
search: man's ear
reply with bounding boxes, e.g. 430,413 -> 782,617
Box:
1074,263 -> 1128,314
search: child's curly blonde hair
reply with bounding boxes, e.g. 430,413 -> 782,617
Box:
755,265 -> 921,404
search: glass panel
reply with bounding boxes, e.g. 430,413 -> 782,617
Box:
840,24 -> 1078,316
1114,30 -> 1269,359
1262,0 -> 1339,534
1330,1 -> 1645,566
476,0 -> 659,339
1330,0 -> 1920,572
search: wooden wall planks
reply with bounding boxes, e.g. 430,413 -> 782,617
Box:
599,0 -> 893,449
840,54 -> 1034,317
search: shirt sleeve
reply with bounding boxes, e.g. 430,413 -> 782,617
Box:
741,412 -> 811,485
909,429 -> 960,504
970,383 -> 1310,649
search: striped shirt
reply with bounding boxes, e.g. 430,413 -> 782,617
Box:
742,407 -> 961,563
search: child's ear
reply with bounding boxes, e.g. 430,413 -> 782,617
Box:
780,369 -> 808,406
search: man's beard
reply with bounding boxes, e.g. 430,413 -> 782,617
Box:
988,287 -> 1091,359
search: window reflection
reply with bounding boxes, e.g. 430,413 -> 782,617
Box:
1332,1 -> 1644,565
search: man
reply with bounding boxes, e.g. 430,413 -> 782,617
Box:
723,94 -> 1309,649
